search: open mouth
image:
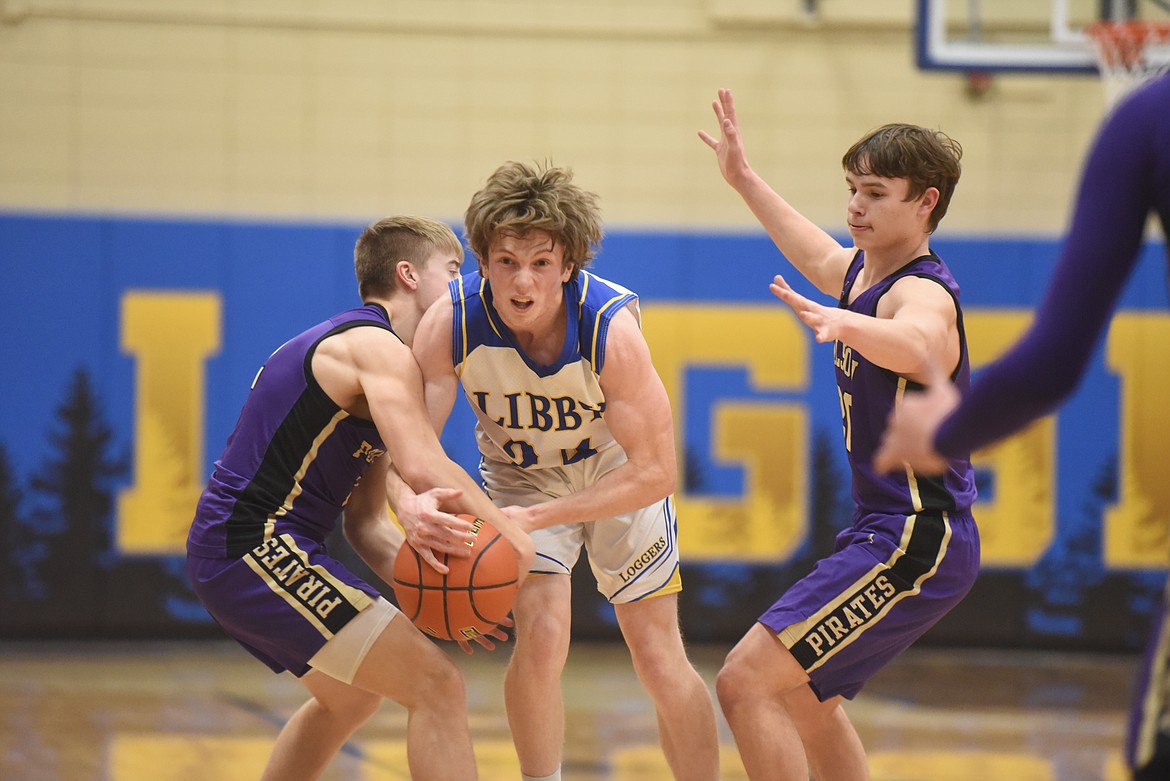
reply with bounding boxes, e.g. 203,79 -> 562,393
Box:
511,298 -> 534,312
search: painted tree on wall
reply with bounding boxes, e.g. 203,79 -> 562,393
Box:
0,444 -> 41,607
668,427 -> 853,643
23,367 -> 126,628
808,427 -> 852,560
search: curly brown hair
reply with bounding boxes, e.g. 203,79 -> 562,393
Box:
464,161 -> 603,280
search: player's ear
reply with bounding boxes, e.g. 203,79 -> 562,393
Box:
919,186 -> 940,213
396,260 -> 418,291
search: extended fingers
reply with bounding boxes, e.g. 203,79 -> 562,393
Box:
718,87 -> 737,124
700,89 -> 741,150
456,621 -> 512,655
416,546 -> 451,575
424,509 -> 478,535
477,622 -> 512,649
770,278 -> 804,307
410,519 -> 475,557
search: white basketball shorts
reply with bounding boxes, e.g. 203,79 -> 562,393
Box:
480,445 -> 681,603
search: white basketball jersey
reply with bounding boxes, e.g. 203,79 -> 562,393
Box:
450,270 -> 639,471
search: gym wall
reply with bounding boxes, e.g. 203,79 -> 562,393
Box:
1,0 -> 1164,649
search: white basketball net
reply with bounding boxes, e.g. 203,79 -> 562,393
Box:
1086,21 -> 1170,105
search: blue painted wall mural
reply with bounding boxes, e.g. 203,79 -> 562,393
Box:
1,212 -> 1166,649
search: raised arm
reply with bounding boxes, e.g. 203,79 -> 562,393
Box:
507,305 -> 678,532
698,87 -> 855,295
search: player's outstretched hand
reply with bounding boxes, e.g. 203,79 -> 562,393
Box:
396,486 -> 479,573
874,360 -> 959,476
456,615 -> 514,655
698,87 -> 753,190
770,274 -> 842,343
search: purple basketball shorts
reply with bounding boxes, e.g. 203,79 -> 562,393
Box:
761,510 -> 979,700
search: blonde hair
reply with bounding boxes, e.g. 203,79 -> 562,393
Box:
354,216 -> 463,300
464,161 -> 603,280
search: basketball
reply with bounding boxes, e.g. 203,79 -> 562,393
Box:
391,515 -> 520,641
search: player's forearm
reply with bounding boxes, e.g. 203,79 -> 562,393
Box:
382,460 -> 414,516
834,312 -> 942,376
399,451 -> 488,520
394,448 -> 532,565
934,273 -> 1108,457
520,459 -> 676,531
733,171 -> 842,295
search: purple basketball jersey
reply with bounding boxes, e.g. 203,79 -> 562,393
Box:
186,303 -> 396,676
188,303 -> 393,559
836,250 -> 977,515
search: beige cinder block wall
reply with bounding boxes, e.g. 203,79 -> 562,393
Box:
0,0 -> 1111,235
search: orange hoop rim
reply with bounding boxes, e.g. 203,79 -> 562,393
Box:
1085,20 -> 1170,67
1085,19 -> 1170,40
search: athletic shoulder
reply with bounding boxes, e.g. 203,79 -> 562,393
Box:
578,270 -> 636,301
576,270 -> 639,324
451,271 -> 488,304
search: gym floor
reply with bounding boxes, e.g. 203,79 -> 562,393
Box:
0,638 -> 1133,780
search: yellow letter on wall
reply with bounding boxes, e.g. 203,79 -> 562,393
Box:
117,291 -> 221,554
1104,313 -> 1170,568
964,311 -> 1056,567
644,305 -> 808,561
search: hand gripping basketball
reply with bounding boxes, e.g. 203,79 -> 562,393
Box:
391,515 -> 520,641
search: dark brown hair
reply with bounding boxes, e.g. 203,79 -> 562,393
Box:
842,124 -> 963,233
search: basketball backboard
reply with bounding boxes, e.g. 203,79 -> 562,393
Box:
916,0 -> 1170,73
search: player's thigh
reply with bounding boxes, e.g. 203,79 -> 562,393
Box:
349,612 -> 464,708
613,592 -> 684,652
308,596 -> 398,684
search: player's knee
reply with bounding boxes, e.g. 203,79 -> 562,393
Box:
311,686 -> 381,728
514,616 -> 571,672
429,660 -> 468,702
715,657 -> 749,712
408,657 -> 468,713
629,645 -> 685,694
348,689 -> 382,723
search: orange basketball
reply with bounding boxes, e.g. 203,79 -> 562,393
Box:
391,515 -> 520,641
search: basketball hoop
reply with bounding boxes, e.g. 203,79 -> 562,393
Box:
1085,21 -> 1170,106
